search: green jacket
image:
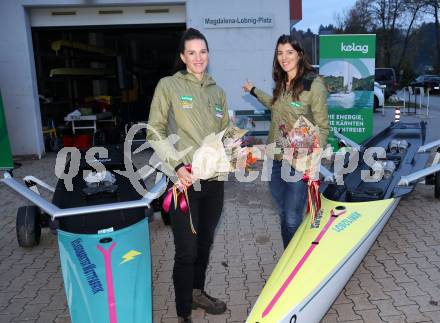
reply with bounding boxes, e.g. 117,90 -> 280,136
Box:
252,73 -> 330,158
147,71 -> 229,172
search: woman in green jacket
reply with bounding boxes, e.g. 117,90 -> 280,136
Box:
147,28 -> 228,323
243,34 -> 329,248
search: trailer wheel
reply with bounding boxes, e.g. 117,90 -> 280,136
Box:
435,172 -> 440,199
16,206 -> 41,248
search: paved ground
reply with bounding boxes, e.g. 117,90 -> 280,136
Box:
1,106 -> 440,323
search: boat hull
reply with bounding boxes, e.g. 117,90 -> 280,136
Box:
58,218 -> 152,323
246,196 -> 399,323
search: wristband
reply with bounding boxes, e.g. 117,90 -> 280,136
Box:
250,86 -> 257,97
174,163 -> 185,173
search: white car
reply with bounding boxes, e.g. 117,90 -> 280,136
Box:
374,81 -> 385,112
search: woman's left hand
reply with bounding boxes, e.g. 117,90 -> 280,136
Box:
176,165 -> 193,187
242,80 -> 254,93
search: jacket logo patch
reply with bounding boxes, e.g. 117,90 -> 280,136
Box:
290,101 -> 303,108
215,105 -> 223,118
180,95 -> 193,109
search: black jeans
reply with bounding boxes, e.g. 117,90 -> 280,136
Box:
169,180 -> 224,317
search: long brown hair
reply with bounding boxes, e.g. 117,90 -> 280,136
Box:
272,34 -> 314,104
173,28 -> 210,73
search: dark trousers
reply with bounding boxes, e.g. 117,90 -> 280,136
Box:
169,180 -> 224,317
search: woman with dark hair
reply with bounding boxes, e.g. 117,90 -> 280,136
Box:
243,34 -> 329,248
147,28 -> 228,323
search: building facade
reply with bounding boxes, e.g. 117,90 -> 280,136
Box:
0,0 -> 298,157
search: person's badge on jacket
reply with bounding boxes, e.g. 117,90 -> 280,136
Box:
290,101 -> 303,108
215,105 -> 224,118
180,95 -> 193,109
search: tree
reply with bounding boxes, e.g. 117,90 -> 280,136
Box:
423,0 -> 440,71
395,0 -> 425,73
410,23 -> 437,74
336,0 -> 430,74
296,0 -> 435,78
319,24 -> 340,34
343,0 -> 375,33
372,0 -> 409,67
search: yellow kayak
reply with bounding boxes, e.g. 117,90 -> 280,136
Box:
248,121 -> 440,323
247,196 -> 398,323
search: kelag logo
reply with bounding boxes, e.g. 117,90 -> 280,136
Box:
340,42 -> 369,54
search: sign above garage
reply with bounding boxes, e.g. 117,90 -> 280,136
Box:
28,5 -> 186,27
203,14 -> 274,28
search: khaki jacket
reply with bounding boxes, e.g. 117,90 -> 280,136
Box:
147,71 -> 229,172
253,73 -> 329,159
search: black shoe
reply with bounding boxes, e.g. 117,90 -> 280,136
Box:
192,289 -> 227,315
177,316 -> 192,323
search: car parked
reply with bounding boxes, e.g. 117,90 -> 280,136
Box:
409,75 -> 440,94
375,68 -> 398,99
374,81 -> 385,112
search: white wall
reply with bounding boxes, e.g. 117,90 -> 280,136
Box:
0,0 -> 44,157
28,5 -> 186,27
186,0 -> 290,111
21,0 -> 184,6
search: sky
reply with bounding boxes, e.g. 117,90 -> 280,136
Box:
294,0 -> 358,33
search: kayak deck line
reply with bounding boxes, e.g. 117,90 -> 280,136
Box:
297,198 -> 399,314
248,123 -> 439,322
261,207 -> 347,318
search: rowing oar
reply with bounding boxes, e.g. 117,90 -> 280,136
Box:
262,207 -> 347,318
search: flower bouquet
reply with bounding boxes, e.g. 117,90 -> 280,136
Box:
222,126 -> 257,172
276,115 -> 323,223
162,126 -> 255,233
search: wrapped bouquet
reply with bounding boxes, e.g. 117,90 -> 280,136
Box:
222,126 -> 256,172
191,125 -> 251,179
162,126 -> 255,233
276,115 -> 322,223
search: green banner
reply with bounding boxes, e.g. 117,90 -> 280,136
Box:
320,34 -> 376,59
0,91 -> 13,170
319,34 -> 376,148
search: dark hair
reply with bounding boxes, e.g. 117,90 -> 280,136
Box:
173,28 -> 209,73
272,34 -> 314,104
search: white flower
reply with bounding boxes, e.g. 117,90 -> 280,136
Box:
192,132 -> 230,180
